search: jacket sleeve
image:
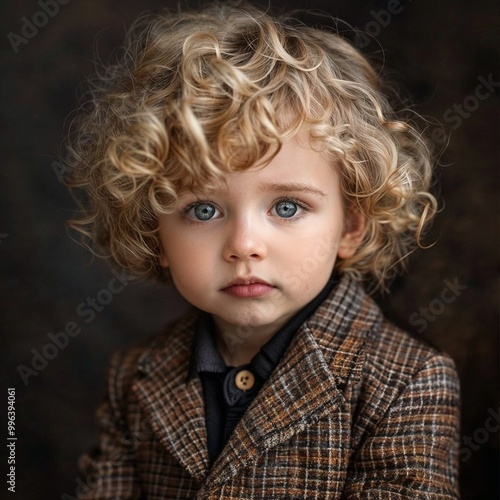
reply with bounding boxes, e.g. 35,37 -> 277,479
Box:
344,353 -> 461,499
77,349 -> 143,499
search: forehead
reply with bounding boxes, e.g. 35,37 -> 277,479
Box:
180,132 -> 339,197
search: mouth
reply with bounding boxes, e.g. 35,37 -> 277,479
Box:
221,277 -> 276,298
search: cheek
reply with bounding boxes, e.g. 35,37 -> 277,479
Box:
282,235 -> 339,291
165,241 -> 214,293
302,223 -> 342,262
167,259 -> 204,305
166,245 -> 197,278
158,221 -> 198,267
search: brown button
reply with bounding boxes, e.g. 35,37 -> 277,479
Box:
234,369 -> 255,391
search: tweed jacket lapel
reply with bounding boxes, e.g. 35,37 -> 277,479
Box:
203,274 -> 380,490
132,275 -> 381,487
132,314 -> 211,482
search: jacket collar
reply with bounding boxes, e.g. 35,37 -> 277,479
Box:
132,273 -> 382,485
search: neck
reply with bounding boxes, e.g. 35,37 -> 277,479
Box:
212,317 -> 284,367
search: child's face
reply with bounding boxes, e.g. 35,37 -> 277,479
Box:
158,133 -> 364,337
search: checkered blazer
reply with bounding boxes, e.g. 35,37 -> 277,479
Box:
78,274 -> 460,499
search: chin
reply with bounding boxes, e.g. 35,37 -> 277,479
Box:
219,310 -> 277,329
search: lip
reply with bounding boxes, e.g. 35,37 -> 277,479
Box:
221,277 -> 276,298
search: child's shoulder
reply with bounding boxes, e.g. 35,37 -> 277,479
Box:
350,293 -> 459,422
311,275 -> 459,405
367,309 -> 458,384
314,274 -> 456,377
347,305 -> 460,444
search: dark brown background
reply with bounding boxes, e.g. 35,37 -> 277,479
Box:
1,0 -> 498,498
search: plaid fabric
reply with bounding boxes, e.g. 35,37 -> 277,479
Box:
78,274 -> 460,499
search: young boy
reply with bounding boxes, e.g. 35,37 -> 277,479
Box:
67,3 -> 460,498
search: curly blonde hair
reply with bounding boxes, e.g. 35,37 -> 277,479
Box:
66,2 -> 437,291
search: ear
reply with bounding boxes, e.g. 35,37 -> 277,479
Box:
337,205 -> 366,260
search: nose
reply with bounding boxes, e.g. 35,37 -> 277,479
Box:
223,218 -> 267,262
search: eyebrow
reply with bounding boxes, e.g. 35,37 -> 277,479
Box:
259,182 -> 327,198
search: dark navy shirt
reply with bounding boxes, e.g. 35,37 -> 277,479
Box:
187,274 -> 339,465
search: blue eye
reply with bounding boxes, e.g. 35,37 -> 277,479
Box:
274,200 -> 298,218
188,202 -> 219,221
